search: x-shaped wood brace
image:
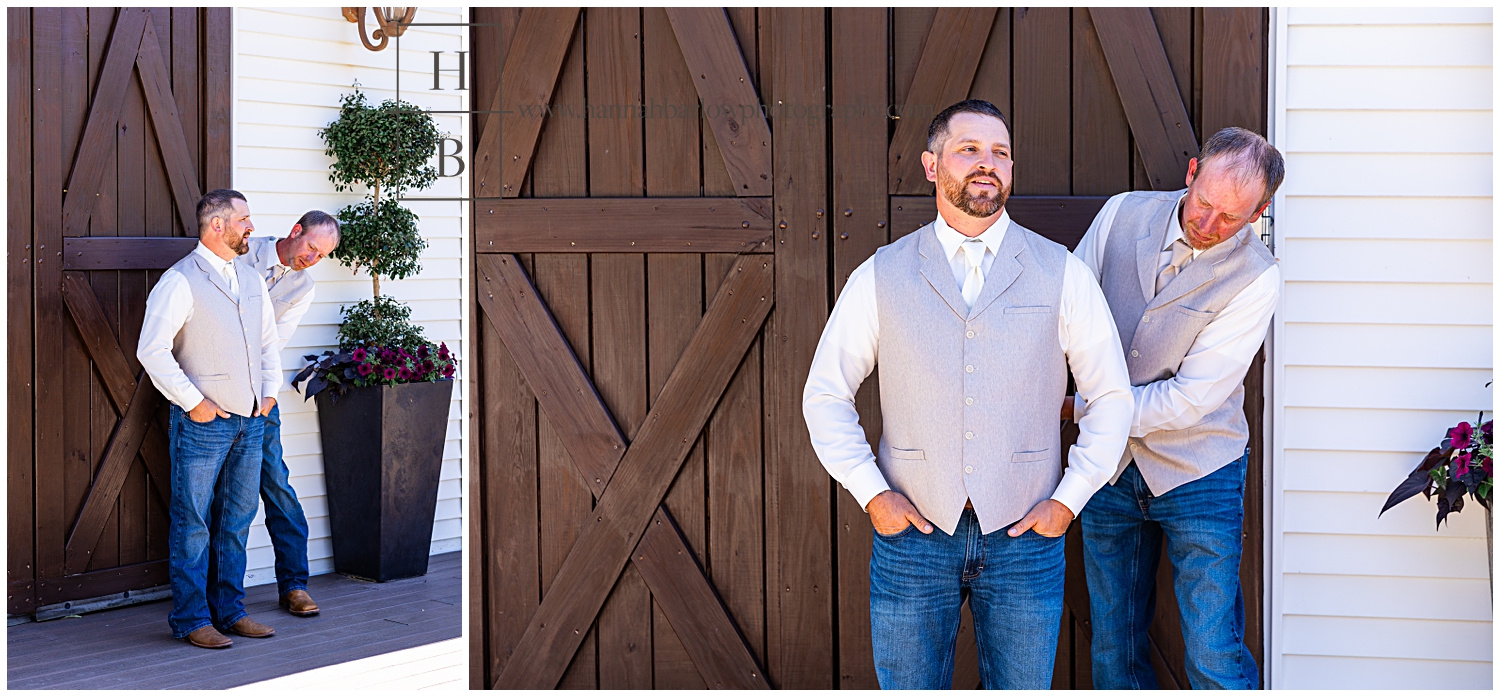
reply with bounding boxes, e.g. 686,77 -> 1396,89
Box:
476,253 -> 774,689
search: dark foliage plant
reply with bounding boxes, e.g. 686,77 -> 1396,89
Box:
336,295 -> 428,351
293,342 -> 457,404
1382,413 -> 1493,529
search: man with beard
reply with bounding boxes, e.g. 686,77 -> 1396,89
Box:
1064,127 -> 1282,689
138,189 -> 281,648
243,211 -> 341,619
803,100 -> 1134,688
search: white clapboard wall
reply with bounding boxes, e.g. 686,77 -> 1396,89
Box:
232,7 -> 467,588
1271,7 -> 1493,689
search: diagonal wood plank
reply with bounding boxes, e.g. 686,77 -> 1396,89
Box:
135,16 -> 203,234
63,374 -> 160,575
1089,7 -> 1199,190
634,508 -> 770,689
63,271 -> 171,506
664,8 -> 772,197
475,254 -> 625,491
495,255 -> 774,689
61,7 -> 149,236
887,8 -> 998,195
473,8 -> 579,199
478,253 -> 770,687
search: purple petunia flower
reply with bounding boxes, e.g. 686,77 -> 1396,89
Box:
418,344 -> 431,360
352,347 -> 368,362
398,366 -> 413,380
1453,451 -> 1473,477
442,365 -> 455,378
437,343 -> 450,360
1449,422 -> 1474,450
383,367 -> 398,380
358,363 -> 373,376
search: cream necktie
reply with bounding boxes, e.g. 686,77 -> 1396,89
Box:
1155,239 -> 1193,296
960,239 -> 986,308
222,260 -> 240,299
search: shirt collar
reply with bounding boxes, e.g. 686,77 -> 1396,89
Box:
1165,194 -> 1205,259
193,241 -> 235,270
933,208 -> 1011,263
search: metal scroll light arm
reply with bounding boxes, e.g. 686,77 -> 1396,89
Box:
342,7 -> 416,52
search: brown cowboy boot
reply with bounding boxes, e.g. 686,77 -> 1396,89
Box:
225,616 -> 276,638
280,589 -> 320,617
184,625 -> 233,649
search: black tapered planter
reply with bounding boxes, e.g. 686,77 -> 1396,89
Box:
314,379 -> 453,582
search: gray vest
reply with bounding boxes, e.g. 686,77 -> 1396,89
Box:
246,236 -> 313,321
873,221 -> 1069,535
167,251 -> 266,417
1098,189 -> 1277,495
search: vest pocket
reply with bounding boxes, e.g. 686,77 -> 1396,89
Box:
1175,306 -> 1218,320
1011,448 -> 1051,463
890,447 -> 925,461
1003,305 -> 1053,314
197,373 -> 229,381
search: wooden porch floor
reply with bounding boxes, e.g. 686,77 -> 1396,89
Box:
7,552 -> 460,690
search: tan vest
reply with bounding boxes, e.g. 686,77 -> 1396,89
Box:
1098,189 -> 1277,495
246,236 -> 313,322
167,252 -> 266,417
872,221 -> 1069,535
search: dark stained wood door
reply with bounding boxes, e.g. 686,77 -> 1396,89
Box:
469,7 -> 1267,689
8,7 -> 232,616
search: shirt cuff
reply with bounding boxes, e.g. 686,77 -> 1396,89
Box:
843,459 -> 892,511
179,385 -> 207,413
1072,393 -> 1088,421
262,381 -> 282,402
1050,470 -> 1097,519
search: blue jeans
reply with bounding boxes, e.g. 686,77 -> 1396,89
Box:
260,404 -> 311,596
1080,452 -> 1258,689
870,508 -> 1066,689
167,405 -> 263,638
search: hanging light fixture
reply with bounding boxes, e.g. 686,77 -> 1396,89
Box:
342,7 -> 416,52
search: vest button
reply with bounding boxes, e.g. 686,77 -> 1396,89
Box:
1142,315 -> 1151,323
964,466 -> 974,474
965,397 -> 974,405
964,431 -> 974,440
966,330 -> 975,339
965,365 -> 974,373
1131,350 -> 1140,358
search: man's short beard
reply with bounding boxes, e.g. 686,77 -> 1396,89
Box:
938,165 -> 1009,219
224,228 -> 249,255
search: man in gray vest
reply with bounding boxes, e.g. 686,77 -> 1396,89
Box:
804,100 -> 1134,689
1066,127 -> 1283,689
244,211 -> 341,619
138,189 -> 282,649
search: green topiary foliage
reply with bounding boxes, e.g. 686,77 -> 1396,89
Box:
336,295 -> 428,351
318,89 -> 440,299
318,88 -> 440,349
332,197 -> 426,282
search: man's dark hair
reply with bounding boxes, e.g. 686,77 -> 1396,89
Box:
196,188 -> 246,233
295,209 -> 342,246
926,99 -> 1011,153
1198,127 -> 1285,206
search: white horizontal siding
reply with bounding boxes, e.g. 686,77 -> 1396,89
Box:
1271,8 -> 1492,689
232,7 -> 467,589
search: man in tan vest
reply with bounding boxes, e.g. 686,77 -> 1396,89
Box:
1066,127 -> 1283,689
804,100 -> 1134,688
138,189 -> 282,649
244,211 -> 340,618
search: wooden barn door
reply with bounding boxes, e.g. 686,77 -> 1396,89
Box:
8,7 -> 232,616
469,7 -> 1267,690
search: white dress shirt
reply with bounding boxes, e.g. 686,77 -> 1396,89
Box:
1071,192 -> 1281,440
138,242 -> 282,412
252,241 -> 317,354
804,210 -> 1135,518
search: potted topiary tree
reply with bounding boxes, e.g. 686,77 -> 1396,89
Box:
293,90 -> 455,582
